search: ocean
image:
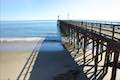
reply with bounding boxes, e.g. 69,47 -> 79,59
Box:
0,20 -> 58,41
1,20 -> 119,42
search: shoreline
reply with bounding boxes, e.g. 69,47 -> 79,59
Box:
0,37 -> 45,42
0,37 -> 45,80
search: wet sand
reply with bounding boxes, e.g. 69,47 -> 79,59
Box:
0,38 -> 44,80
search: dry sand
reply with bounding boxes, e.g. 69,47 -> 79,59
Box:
0,38 -> 44,80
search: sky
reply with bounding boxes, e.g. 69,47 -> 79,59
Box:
0,0 -> 120,21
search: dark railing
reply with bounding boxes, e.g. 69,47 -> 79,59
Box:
58,20 -> 120,80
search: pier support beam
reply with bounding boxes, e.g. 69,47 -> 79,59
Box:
94,40 -> 99,79
83,35 -> 87,64
111,51 -> 119,80
92,40 -> 95,60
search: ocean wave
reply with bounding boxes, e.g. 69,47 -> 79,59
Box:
0,37 -> 45,42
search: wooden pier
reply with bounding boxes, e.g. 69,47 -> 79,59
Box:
58,20 -> 120,80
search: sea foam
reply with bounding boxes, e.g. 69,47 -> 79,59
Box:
0,37 -> 45,42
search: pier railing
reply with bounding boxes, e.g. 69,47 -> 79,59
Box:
58,20 -> 120,80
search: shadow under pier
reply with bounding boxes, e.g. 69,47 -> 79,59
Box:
29,36 -> 89,80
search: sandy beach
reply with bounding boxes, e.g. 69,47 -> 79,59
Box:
0,38 -> 44,80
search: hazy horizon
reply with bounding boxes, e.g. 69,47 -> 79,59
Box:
1,0 -> 120,21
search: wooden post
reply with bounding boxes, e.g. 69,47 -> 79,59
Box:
111,51 -> 119,80
100,41 -> 103,61
74,28 -> 76,49
94,40 -> 99,79
76,29 -> 80,52
83,35 -> 87,64
92,40 -> 95,60
112,25 -> 115,40
103,44 -> 110,74
69,27 -> 71,45
99,24 -> 102,35
70,28 -> 72,45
